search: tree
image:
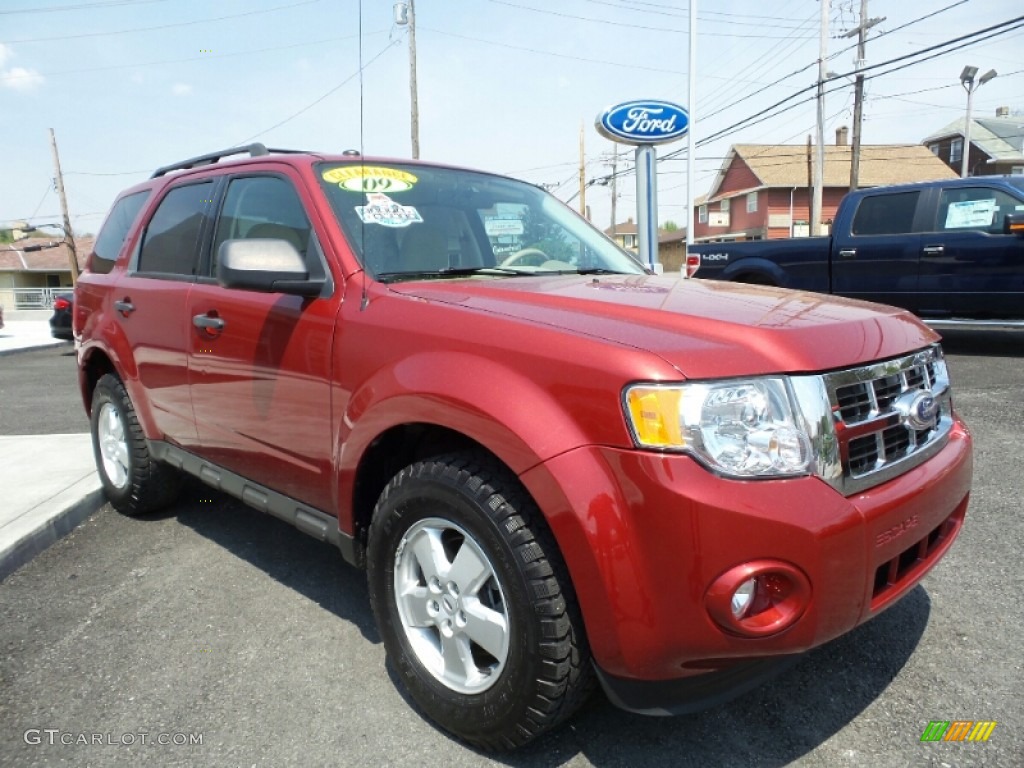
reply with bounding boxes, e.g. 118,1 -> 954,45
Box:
662,220 -> 679,232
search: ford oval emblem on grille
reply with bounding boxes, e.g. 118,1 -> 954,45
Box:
896,390 -> 940,430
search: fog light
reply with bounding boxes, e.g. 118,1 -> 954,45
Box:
705,560 -> 811,638
731,578 -> 756,618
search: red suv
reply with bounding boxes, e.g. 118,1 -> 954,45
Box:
74,145 -> 972,749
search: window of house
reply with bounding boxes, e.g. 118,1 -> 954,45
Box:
91,190 -> 150,275
851,192 -> 921,236
719,199 -> 729,212
930,144 -> 939,155
1012,166 -> 1024,176
746,191 -> 758,213
137,181 -> 215,277
950,138 -> 963,164
698,204 -> 707,224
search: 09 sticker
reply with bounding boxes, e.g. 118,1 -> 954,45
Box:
322,165 -> 418,193
355,193 -> 423,227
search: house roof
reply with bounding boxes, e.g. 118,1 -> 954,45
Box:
923,116 -> 1024,163
0,237 -> 93,272
604,218 -> 637,235
658,229 -> 687,245
706,144 -> 957,201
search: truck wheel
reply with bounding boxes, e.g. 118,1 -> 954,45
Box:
90,373 -> 180,516
367,453 -> 593,750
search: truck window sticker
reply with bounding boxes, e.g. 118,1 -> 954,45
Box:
355,192 -> 423,228
944,199 -> 996,229
322,166 -> 418,193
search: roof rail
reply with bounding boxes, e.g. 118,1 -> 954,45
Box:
150,143 -> 282,178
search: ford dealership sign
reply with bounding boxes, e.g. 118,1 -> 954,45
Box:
596,100 -> 689,145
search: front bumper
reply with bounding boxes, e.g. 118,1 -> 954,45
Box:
519,419 -> 972,708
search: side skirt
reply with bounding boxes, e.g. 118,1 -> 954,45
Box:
149,441 -> 362,567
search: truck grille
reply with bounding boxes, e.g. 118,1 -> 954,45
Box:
822,345 -> 953,496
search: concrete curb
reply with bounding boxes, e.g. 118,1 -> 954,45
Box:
0,484 -> 106,582
0,339 -> 72,357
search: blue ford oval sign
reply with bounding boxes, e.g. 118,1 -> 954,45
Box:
596,100 -> 689,145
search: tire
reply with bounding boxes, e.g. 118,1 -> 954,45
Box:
367,452 -> 594,750
90,373 -> 180,516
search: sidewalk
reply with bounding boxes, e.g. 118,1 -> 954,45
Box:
0,319 -> 106,580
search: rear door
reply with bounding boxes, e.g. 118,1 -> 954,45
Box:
919,183 -> 1024,318
831,190 -> 924,310
113,179 -> 217,448
186,169 -> 340,512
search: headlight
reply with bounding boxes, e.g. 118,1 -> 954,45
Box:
624,378 -> 815,478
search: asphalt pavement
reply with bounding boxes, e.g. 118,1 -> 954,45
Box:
0,326 -> 1022,767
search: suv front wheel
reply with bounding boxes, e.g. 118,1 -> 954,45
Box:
367,453 -> 594,750
90,373 -> 180,516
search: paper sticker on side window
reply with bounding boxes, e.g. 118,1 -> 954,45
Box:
322,166 -> 418,193
945,199 -> 996,228
355,193 -> 423,227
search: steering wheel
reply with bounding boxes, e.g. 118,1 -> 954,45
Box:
500,248 -> 550,268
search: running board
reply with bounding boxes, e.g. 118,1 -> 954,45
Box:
149,441 -> 362,567
924,318 -> 1024,331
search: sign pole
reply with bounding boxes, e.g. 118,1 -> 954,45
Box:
635,145 -> 658,270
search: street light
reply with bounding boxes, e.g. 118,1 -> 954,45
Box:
959,65 -> 997,177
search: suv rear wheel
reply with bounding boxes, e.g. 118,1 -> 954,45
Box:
367,453 -> 593,749
90,373 -> 180,516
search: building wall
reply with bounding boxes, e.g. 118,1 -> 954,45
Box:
694,186 -> 847,241
718,157 -> 759,196
925,137 -> 991,177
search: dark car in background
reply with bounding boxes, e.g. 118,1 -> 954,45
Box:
50,292 -> 73,340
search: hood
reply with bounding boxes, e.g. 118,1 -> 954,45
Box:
388,274 -> 938,379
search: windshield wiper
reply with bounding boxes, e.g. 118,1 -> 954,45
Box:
375,266 -> 530,282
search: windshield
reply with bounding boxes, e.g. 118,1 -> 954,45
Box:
316,162 -> 647,281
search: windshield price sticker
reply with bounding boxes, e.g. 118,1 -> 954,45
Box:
355,193 -> 423,227
323,166 -> 418,193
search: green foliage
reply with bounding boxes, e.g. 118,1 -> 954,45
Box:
0,229 -> 14,244
662,220 -> 679,232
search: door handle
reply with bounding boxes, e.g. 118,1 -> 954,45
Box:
838,248 -> 856,259
113,299 -> 135,315
922,245 -> 945,256
192,314 -> 225,332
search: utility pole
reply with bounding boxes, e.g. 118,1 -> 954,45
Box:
845,0 -> 885,191
609,149 -> 618,236
579,122 -> 586,217
49,128 -> 78,284
811,0 -> 828,236
408,0 -> 420,159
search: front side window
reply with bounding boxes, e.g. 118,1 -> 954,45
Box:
91,190 -> 150,274
137,181 -> 215,277
746,192 -> 758,213
851,192 -> 921,236
936,187 -> 1023,235
212,175 -> 312,274
698,204 -> 708,224
317,163 -> 646,280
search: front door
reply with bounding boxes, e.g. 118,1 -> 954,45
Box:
186,171 -> 340,512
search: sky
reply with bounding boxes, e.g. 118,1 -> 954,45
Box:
0,0 -> 1021,237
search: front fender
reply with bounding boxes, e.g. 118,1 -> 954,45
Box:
335,350 -> 601,531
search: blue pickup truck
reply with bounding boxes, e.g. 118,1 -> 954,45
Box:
688,176 -> 1024,325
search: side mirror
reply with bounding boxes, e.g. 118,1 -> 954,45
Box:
1003,212 -> 1024,236
217,239 -> 324,297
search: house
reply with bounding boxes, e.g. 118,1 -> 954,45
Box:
692,130 -> 957,242
0,237 -> 91,310
657,229 -> 688,273
604,217 -> 638,250
923,108 -> 1024,177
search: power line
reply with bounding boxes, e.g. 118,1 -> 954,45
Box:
0,0 -> 168,14
1,0 -> 318,44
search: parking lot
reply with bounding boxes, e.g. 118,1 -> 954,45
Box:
1,331 -> 1021,768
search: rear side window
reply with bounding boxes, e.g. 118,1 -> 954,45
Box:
137,181 -> 215,277
851,192 -> 921,236
90,190 -> 150,275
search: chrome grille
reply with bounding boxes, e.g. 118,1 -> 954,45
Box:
821,345 -> 953,496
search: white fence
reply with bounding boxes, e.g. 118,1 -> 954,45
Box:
10,287 -> 67,310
